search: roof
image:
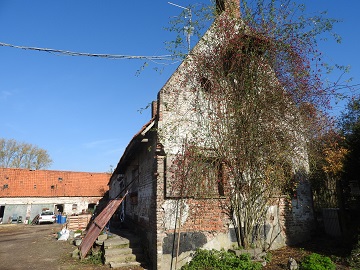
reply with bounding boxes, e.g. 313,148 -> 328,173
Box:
0,167 -> 109,197
112,117 -> 155,177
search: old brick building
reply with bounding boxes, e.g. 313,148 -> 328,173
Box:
109,0 -> 315,269
0,167 -> 109,223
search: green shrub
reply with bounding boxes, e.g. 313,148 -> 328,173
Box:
81,248 -> 103,265
300,253 -> 335,270
181,249 -> 262,270
348,236 -> 360,269
263,252 -> 272,263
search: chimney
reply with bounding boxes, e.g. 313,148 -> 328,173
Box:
216,0 -> 240,18
151,100 -> 158,118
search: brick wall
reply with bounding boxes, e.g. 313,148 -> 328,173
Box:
163,198 -> 229,234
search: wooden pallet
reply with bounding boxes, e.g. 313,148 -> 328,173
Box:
67,214 -> 92,231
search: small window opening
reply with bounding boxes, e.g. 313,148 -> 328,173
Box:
34,185 -> 37,189
241,35 -> 266,57
200,77 -> 212,93
50,185 -> 55,189
130,192 -> 138,205
222,50 -> 236,76
58,177 -> 63,182
3,184 -> 8,189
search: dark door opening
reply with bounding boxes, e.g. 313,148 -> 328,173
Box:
55,204 -> 64,214
88,203 -> 96,214
0,205 -> 5,223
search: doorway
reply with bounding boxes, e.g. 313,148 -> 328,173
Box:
55,204 -> 64,215
0,205 -> 5,223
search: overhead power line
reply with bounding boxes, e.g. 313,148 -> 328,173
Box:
0,41 -> 177,61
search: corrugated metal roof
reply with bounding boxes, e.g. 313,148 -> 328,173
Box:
79,192 -> 128,258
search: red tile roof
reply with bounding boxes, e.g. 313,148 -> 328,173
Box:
0,168 -> 109,197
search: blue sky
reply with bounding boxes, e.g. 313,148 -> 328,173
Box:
0,1 -> 359,173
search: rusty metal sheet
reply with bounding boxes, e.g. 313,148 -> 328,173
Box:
79,193 -> 127,258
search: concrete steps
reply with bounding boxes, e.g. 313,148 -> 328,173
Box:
103,231 -> 147,269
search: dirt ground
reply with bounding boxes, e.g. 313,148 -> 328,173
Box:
0,223 -> 109,270
0,223 -> 353,270
263,235 -> 352,270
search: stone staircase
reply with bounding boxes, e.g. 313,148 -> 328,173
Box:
103,230 -> 147,269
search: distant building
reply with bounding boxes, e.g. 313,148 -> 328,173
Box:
0,167 -> 109,223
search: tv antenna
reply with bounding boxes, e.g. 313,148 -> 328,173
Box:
168,2 -> 193,53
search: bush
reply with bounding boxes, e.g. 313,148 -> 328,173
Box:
181,249 -> 262,270
300,253 -> 335,270
81,248 -> 103,265
348,236 -> 360,269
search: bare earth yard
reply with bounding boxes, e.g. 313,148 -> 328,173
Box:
0,223 -> 108,270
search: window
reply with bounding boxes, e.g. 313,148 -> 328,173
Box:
3,184 -> 8,189
34,185 -> 37,189
130,192 -> 138,205
58,177 -> 63,182
72,204 -> 77,210
192,158 -> 225,197
222,50 -> 237,76
167,153 -> 225,198
200,77 -> 212,93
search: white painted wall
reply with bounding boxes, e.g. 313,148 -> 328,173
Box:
0,196 -> 102,223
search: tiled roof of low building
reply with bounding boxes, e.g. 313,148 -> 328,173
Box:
0,168 -> 109,197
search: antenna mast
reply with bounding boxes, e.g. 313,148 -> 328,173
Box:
168,2 -> 193,53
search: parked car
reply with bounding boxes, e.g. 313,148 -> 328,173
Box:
37,211 -> 56,224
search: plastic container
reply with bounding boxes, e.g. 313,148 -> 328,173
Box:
60,216 -> 67,224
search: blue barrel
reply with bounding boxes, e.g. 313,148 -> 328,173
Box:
60,216 -> 67,224
57,215 -> 62,223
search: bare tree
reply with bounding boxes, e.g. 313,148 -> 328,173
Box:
0,138 -> 52,169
